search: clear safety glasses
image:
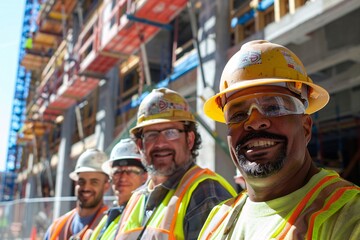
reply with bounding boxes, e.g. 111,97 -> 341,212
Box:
142,128 -> 186,143
224,93 -> 306,125
111,167 -> 144,178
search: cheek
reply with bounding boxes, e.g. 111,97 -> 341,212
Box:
284,118 -> 308,154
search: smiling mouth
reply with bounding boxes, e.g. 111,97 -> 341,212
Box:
151,150 -> 174,159
244,140 -> 277,150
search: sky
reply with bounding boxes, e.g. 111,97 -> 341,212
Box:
0,2 -> 25,171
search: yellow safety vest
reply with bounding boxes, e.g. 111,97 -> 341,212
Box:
89,214 -> 121,240
199,173 -> 360,240
115,165 -> 236,239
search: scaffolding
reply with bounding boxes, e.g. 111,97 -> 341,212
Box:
2,0 -> 40,202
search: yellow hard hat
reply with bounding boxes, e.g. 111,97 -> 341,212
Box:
130,88 -> 196,135
204,40 -> 330,123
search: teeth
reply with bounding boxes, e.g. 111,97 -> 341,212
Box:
247,140 -> 275,149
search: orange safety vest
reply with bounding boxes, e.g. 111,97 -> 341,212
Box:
200,174 -> 360,239
115,165 -> 237,239
49,205 -> 108,240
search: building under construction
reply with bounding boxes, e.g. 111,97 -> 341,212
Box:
1,0 -> 360,238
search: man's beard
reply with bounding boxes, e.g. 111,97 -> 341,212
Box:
234,132 -> 287,178
141,151 -> 192,176
141,157 -> 177,176
78,191 -> 103,209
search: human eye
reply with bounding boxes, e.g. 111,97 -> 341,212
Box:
226,111 -> 248,124
77,180 -> 85,186
263,104 -> 282,113
164,129 -> 179,139
143,131 -> 158,141
90,179 -> 100,186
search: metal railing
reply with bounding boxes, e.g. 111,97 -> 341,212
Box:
0,196 -> 116,240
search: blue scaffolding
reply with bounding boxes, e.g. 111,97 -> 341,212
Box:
1,0 -> 40,201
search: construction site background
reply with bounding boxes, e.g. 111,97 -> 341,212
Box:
1,0 -> 360,239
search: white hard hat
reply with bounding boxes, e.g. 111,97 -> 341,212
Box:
69,149 -> 109,181
102,138 -> 145,175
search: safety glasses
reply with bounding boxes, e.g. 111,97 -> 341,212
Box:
224,93 -> 306,125
142,128 -> 186,143
111,167 -> 144,178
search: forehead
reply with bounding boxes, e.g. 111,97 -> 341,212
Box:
142,121 -> 184,131
77,172 -> 106,180
111,165 -> 142,171
226,86 -> 296,103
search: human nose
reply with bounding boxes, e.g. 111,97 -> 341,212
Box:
243,107 -> 270,131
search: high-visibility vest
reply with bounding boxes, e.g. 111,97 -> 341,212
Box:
199,172 -> 360,240
49,205 -> 108,240
89,209 -> 122,240
115,165 -> 237,239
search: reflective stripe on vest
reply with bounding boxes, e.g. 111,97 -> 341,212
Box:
200,173 -> 359,240
50,205 -> 108,240
116,165 -> 236,239
89,215 -> 108,240
50,209 -> 77,240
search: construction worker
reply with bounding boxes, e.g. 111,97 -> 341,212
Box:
199,40 -> 360,239
44,149 -> 110,240
115,88 -> 237,239
86,138 -> 148,240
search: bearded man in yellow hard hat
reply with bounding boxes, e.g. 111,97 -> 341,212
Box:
199,40 -> 360,240
114,88 -> 237,240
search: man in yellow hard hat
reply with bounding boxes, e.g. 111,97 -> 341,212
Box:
44,149 -> 110,240
86,138 -> 148,240
115,88 -> 237,239
199,40 -> 360,239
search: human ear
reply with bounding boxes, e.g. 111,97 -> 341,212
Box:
187,131 -> 195,150
303,115 -> 313,145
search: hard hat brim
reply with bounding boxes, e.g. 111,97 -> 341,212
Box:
130,118 -> 197,135
69,167 -> 107,181
204,78 -> 330,123
102,157 -> 143,175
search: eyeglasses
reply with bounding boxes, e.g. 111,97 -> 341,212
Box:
111,167 -> 144,178
142,128 -> 186,143
224,93 -> 305,125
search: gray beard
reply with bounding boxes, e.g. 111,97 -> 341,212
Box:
141,156 -> 193,176
235,144 -> 287,178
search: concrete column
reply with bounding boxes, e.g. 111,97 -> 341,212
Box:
53,106 -> 75,219
195,0 -> 236,188
95,68 -> 118,150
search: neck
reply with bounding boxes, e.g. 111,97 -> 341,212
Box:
77,202 -> 103,218
149,175 -> 168,189
245,151 -> 319,202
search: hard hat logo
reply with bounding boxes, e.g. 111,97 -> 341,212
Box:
281,50 -> 306,76
130,88 -> 196,135
238,50 -> 261,68
205,40 -> 330,123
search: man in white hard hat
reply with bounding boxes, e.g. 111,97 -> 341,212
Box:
115,88 -> 237,239
87,138 -> 148,240
199,40 -> 360,239
44,149 -> 110,240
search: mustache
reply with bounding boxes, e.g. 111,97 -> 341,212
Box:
237,131 -> 287,146
149,148 -> 175,156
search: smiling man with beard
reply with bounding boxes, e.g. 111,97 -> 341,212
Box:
44,149 -> 110,240
199,40 -> 360,240
85,138 -> 148,240
114,88 -> 237,240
